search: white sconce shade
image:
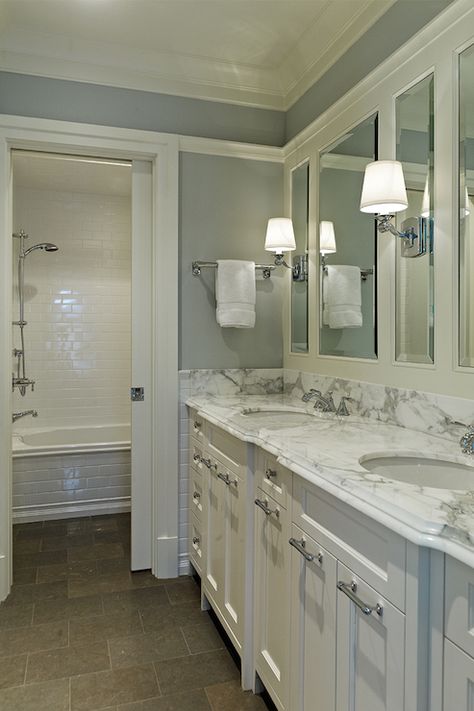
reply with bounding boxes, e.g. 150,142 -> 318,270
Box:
360,160 -> 408,214
421,175 -> 430,218
462,186 -> 471,218
319,221 -> 337,254
264,218 -> 296,253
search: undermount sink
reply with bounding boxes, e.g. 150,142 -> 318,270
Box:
360,454 -> 474,490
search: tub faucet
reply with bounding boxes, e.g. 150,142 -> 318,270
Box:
301,388 -> 336,413
12,410 -> 38,423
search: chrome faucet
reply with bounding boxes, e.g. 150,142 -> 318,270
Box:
460,425 -> 474,455
449,420 -> 474,455
12,410 -> 38,423
301,388 -> 336,413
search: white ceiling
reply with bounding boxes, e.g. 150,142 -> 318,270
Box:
12,151 -> 132,196
0,0 -> 395,110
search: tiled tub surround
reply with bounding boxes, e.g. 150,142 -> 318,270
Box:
178,369 -> 283,573
186,389 -> 474,568
12,186 -> 131,429
12,444 -> 131,523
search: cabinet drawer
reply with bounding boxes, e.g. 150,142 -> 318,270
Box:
188,408 -> 206,442
190,513 -> 203,576
189,438 -> 205,473
207,423 -> 246,473
256,450 -> 292,509
190,467 -> 203,520
293,476 -> 406,611
445,556 -> 474,657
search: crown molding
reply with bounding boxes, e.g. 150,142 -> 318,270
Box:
0,1 -> 395,112
280,0 -> 396,110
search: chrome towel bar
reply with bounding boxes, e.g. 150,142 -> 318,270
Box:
192,260 -> 275,279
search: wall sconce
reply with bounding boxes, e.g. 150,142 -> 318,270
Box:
359,160 -> 417,238
265,217 -> 296,268
319,220 -> 337,270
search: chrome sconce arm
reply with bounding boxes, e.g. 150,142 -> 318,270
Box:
376,214 -> 417,240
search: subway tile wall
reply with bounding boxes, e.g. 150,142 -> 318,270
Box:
12,186 -> 132,429
12,184 -> 131,517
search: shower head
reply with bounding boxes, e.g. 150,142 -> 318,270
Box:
23,242 -> 59,257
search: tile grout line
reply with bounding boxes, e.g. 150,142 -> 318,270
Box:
180,625 -> 193,655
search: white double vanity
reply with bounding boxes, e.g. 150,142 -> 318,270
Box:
187,394 -> 474,711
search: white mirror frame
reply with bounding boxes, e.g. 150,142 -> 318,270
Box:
283,0 -> 474,400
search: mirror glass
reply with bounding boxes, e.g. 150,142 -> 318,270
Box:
319,114 -> 378,359
291,161 -> 309,353
395,74 -> 434,364
459,46 -> 474,367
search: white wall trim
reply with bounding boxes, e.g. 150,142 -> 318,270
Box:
283,0 -> 474,160
0,114 -> 179,599
282,0 -> 474,399
178,135 -> 284,163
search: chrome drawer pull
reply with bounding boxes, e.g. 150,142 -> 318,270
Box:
289,537 -> 322,563
193,453 -> 201,464
255,498 -> 280,518
265,468 -> 277,479
217,472 -> 238,487
193,420 -> 202,431
192,492 -> 201,501
201,458 -> 211,469
192,536 -> 200,545
337,581 -> 383,617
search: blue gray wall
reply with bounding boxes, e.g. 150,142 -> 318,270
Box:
0,72 -> 285,146
179,153 -> 284,369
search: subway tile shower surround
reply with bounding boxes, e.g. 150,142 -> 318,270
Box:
12,186 -> 131,519
12,186 -> 131,429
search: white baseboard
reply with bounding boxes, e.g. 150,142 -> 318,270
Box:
0,554 -> 11,603
13,497 -> 131,523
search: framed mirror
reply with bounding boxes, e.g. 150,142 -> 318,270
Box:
459,45 -> 474,367
291,161 -> 309,353
395,74 -> 434,364
319,114 -> 378,359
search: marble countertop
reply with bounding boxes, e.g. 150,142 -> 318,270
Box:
186,393 -> 474,568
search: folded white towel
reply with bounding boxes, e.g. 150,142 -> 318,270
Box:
324,265 -> 362,329
216,260 -> 256,328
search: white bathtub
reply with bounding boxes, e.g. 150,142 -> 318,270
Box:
12,424 -> 131,457
12,424 -> 131,521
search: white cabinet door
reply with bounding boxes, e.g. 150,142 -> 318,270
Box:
203,458 -> 225,606
254,490 -> 290,711
289,524 -> 337,711
223,466 -> 245,647
444,638 -> 474,711
203,456 -> 244,650
336,562 -> 405,711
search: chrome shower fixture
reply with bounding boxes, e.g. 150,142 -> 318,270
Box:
12,230 -> 59,399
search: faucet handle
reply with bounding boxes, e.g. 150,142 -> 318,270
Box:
336,396 -> 352,417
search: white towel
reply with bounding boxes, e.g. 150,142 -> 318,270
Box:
324,265 -> 362,329
216,260 -> 256,328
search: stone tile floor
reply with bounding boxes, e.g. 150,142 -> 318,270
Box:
0,513 -> 272,711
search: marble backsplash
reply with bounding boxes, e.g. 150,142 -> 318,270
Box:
179,368 -> 284,397
284,369 -> 474,441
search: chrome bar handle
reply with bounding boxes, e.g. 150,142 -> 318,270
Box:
193,420 -> 202,432
192,536 -> 200,546
192,453 -> 201,465
192,491 -> 201,502
201,458 -> 211,469
265,468 -> 277,479
337,580 -> 383,616
255,498 -> 280,518
289,537 -> 322,563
